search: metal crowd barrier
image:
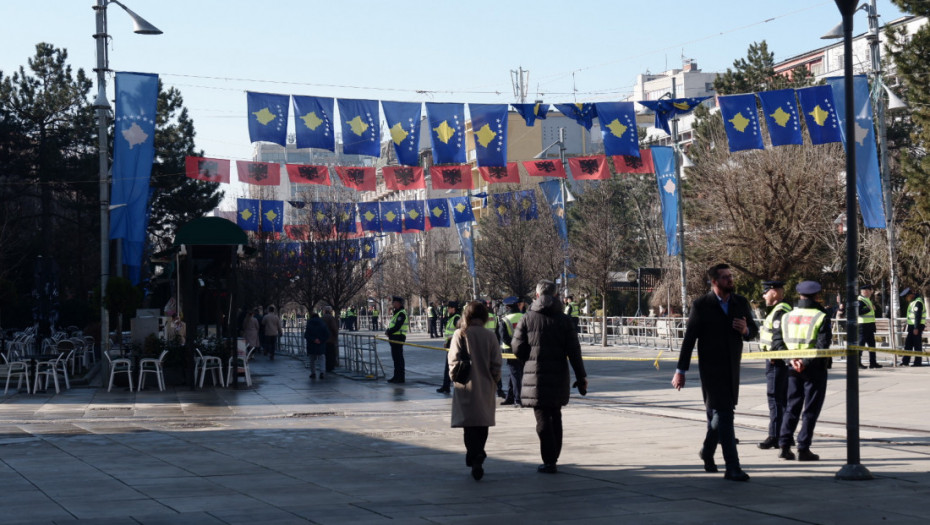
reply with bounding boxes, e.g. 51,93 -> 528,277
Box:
339,333 -> 384,379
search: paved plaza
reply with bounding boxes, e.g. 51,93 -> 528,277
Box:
2,333 -> 930,524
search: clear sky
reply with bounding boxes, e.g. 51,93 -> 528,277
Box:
0,0 -> 909,207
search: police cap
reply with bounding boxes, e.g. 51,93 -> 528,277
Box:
859,283 -> 873,290
796,281 -> 822,296
391,295 -> 404,304
447,301 -> 459,309
762,280 -> 785,292
502,296 -> 519,306
900,287 -> 912,297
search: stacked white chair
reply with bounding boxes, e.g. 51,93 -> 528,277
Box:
33,353 -> 63,394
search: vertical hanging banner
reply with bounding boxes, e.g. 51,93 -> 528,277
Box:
311,202 -> 333,231
261,200 -> 284,232
636,97 -> 710,135
612,149 -> 654,174
382,165 -> 425,190
456,221 -> 476,278
292,95 -> 335,151
357,202 -> 382,232
335,203 -> 357,233
110,72 -> 159,284
380,201 -> 403,233
185,156 -> 230,184
512,103 -> 549,126
469,103 -> 508,167
449,196 -> 476,224
757,89 -> 803,146
338,98 -> 381,157
335,166 -> 377,192
718,93 -> 764,152
826,75 -> 886,229
382,101 -> 422,166
426,198 -> 451,228
237,198 -> 260,232
554,103 -> 598,130
426,102 -> 466,164
652,146 -> 680,256
247,91 -> 289,146
285,164 -> 331,186
492,192 -> 514,225
567,155 -> 610,180
516,190 -> 538,220
796,85 -> 843,145
429,164 -> 473,190
595,102 -> 640,157
538,180 -> 568,241
237,160 -> 281,186
361,237 -> 377,259
478,162 -> 520,184
403,200 -> 426,231
522,159 -> 567,178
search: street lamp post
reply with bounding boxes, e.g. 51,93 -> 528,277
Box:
534,128 -> 570,300
92,0 -> 161,353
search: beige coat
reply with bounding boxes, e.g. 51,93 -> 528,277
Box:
448,321 -> 503,428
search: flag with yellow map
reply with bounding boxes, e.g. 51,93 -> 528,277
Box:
247,91 -> 289,146
595,102 -> 639,157
469,103 -> 508,167
382,101 -> 422,166
757,89 -> 803,146
237,198 -> 260,232
637,97 -> 710,135
293,95 -> 334,151
426,102 -> 466,164
403,200 -> 426,231
260,200 -> 284,233
796,85 -> 842,145
718,93 -> 764,152
338,98 -> 380,157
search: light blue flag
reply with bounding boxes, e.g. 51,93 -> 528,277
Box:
357,202 -> 382,232
261,200 -> 284,233
469,103 -> 508,167
538,180 -> 567,241
449,196 -> 475,224
293,95 -> 334,151
247,91 -> 289,146
426,102 -> 466,164
338,98 -> 380,157
456,221 -> 476,278
718,94 -> 764,152
826,75 -> 886,229
757,89 -> 803,146
596,102 -> 639,157
110,72 -> 158,284
381,101 -> 422,166
426,198 -> 450,228
237,198 -> 260,232
402,234 -> 420,283
652,146 -> 680,256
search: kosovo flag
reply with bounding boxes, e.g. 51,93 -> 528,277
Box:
403,200 -> 426,231
357,202 -> 382,232
757,89 -> 803,146
637,97 -> 710,135
247,92 -> 289,146
796,85 -> 843,145
380,201 -> 403,233
718,94 -> 764,152
361,237 -> 377,259
652,146 -> 680,256
449,196 -> 475,224
492,192 -> 514,225
237,198 -> 260,232
345,239 -> 362,261
382,101 -> 422,166
469,103 -> 508,167
426,198 -> 451,228
554,103 -> 597,130
338,98 -> 380,157
335,203 -> 357,233
512,103 -> 549,126
595,102 -> 639,157
261,200 -> 284,232
516,189 -> 539,221
311,201 -> 333,230
293,95 -> 335,151
426,102 -> 466,164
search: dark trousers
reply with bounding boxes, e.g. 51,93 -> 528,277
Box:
389,336 -> 405,380
780,361 -> 827,450
463,426 -> 489,467
263,335 -> 277,360
765,360 -> 788,439
902,327 -> 923,365
371,316 -> 378,330
571,317 -> 580,333
533,406 -> 563,465
505,359 -> 524,403
858,325 -> 877,365
428,317 -> 438,337
702,406 -> 740,470
325,341 -> 337,371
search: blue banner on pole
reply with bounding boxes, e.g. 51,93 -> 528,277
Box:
538,180 -> 567,241
456,221 -> 476,278
652,146 -> 680,256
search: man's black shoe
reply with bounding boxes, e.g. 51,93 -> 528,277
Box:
501,399 -> 515,406
387,378 -> 405,384
869,363 -> 883,369
436,387 -> 450,393
797,449 -> 820,461
698,449 -> 718,473
537,463 -> 558,474
757,436 -> 778,450
724,469 -> 750,482
471,465 -> 484,481
779,446 -> 796,460
858,364 -> 868,369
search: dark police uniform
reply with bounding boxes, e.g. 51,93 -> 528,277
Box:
901,288 -> 925,367
856,284 -> 880,368
758,280 -> 791,450
436,301 -> 461,394
385,297 -> 408,383
499,296 -> 525,406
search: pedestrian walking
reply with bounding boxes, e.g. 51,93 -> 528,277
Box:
385,296 -> 408,383
436,301 -> 461,394
448,300 -> 503,481
499,296 -> 525,407
512,280 -> 587,474
672,263 -> 758,482
304,312 -> 330,379
242,307 -> 261,351
322,306 -> 339,372
900,287 -> 925,367
757,280 -> 791,451
261,305 -> 282,361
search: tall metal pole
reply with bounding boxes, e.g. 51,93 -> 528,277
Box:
670,80 -> 688,316
94,0 -> 111,354
558,127 -> 569,300
835,0 -> 872,481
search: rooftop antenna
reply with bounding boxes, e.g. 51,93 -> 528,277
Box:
510,67 -> 529,103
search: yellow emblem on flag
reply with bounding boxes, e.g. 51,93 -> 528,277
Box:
606,119 -> 627,138
522,199 -> 531,210
253,107 -> 276,125
574,103 -> 584,111
390,122 -> 408,145
497,205 -> 507,215
455,203 -> 467,213
364,244 -> 371,252
240,208 -> 253,220
475,124 -> 497,147
315,211 -> 325,221
728,112 -> 750,132
300,111 -> 323,130
347,115 -> 369,136
434,120 -> 456,144
408,209 -> 420,220
385,211 -> 397,222
672,101 -> 692,111
770,107 -> 791,127
264,209 -> 278,222
339,211 -> 350,221
364,210 -> 376,221
533,102 -> 541,115
432,206 -> 444,218
809,105 -> 830,126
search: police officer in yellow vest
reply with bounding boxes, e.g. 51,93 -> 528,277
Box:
385,296 -> 408,384
427,302 -> 439,338
484,300 -> 506,399
436,301 -> 462,394
757,280 -> 792,451
370,306 -> 380,331
778,280 -> 832,462
564,295 -> 580,333
857,283 -> 881,369
499,296 -> 525,406
900,287 -> 925,366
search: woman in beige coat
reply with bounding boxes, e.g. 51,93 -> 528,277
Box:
448,301 -> 502,481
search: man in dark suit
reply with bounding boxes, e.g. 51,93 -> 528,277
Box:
672,263 -> 759,482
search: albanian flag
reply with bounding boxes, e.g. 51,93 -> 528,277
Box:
335,166 -> 377,192
429,165 -> 473,190
522,159 -> 567,179
382,165 -> 425,190
568,155 -> 610,180
185,156 -> 230,184
478,162 -> 520,184
285,164 -> 331,186
237,160 -> 280,186
611,149 -> 654,174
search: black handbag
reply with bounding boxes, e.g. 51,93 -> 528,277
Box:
450,332 -> 471,385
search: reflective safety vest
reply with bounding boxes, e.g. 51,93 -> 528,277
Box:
484,317 -> 497,331
371,309 -> 379,317
500,312 -> 524,350
444,314 -> 461,338
907,297 -> 926,326
340,310 -> 347,319
857,296 -> 875,325
428,306 -> 436,318
760,302 -> 792,351
389,309 -> 408,335
564,302 -> 580,317
781,307 -> 828,350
